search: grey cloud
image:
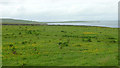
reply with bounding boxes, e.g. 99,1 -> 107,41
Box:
0,0 -> 119,22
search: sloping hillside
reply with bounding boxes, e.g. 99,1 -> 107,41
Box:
1,19 -> 42,24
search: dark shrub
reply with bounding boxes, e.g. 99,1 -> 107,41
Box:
22,41 -> 27,44
9,44 -> 13,47
28,30 -> 32,34
75,44 -> 81,47
88,38 -> 92,42
19,32 -> 21,35
61,31 -> 64,32
58,40 -> 69,49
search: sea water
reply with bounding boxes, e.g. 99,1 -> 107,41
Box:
47,21 -> 118,28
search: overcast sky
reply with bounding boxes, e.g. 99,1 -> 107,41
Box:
0,0 -> 119,22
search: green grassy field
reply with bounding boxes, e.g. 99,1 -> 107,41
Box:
2,25 -> 118,66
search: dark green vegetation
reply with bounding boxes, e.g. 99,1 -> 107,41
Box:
2,25 -> 118,66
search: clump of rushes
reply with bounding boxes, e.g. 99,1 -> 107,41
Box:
22,41 -> 27,44
9,44 -> 13,47
34,42 -> 36,44
97,40 -> 101,42
61,30 -> 67,33
58,39 -> 70,49
19,26 -> 21,28
110,40 -> 117,43
75,44 -> 81,47
63,41 -> 69,46
34,47 -> 37,51
19,32 -> 21,35
11,47 -> 17,54
82,38 -> 92,42
28,30 -> 32,34
22,63 -> 26,67
49,40 -> 51,42
58,42 -> 62,49
88,38 -> 92,42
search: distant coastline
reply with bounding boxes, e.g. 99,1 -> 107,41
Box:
1,18 -> 118,28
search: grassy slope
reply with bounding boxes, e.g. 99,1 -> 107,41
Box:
1,19 -> 90,24
2,25 -> 118,66
1,19 -> 41,24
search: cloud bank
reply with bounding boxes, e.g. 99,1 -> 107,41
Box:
0,0 -> 119,22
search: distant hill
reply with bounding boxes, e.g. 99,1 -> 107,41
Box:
1,18 -> 91,25
1,19 -> 43,24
